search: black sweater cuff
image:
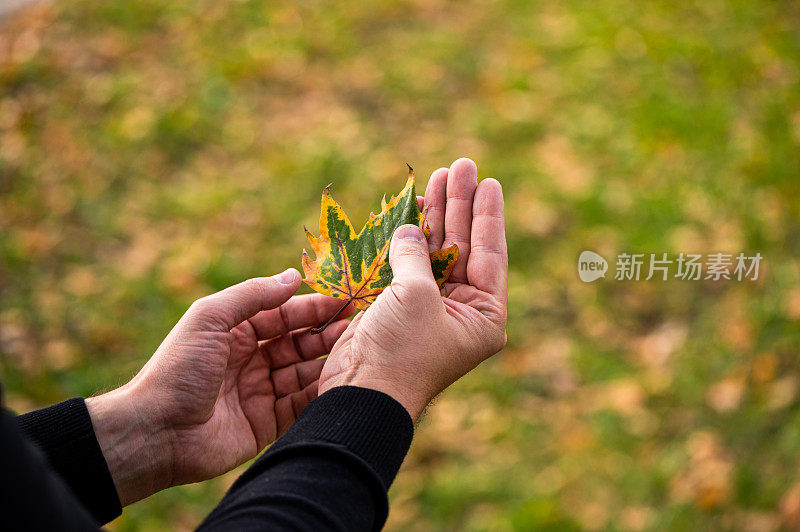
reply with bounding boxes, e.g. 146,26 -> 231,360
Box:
17,398 -> 122,525
270,386 -> 414,489
204,385 -> 415,531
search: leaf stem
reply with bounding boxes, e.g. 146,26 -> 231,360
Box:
310,299 -> 353,334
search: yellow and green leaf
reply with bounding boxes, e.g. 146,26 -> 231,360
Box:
302,165 -> 458,332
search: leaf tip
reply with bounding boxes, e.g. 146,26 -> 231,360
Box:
304,227 -> 316,245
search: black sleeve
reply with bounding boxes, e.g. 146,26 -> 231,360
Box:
0,405 -> 102,531
199,386 -> 414,532
15,398 -> 123,525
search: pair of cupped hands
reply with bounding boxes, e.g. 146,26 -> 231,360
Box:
87,158 -> 507,505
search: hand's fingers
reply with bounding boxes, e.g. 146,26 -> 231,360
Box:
271,359 -> 325,397
417,195 -> 424,211
443,158 -> 478,283
275,380 -> 318,436
260,319 -> 350,369
467,178 -> 507,301
248,293 -> 356,340
423,167 -> 448,252
184,269 -> 301,332
389,225 -> 437,289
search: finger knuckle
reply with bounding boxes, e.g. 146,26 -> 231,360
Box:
471,243 -> 506,256
189,295 -> 214,314
239,278 -> 273,303
396,245 -> 428,259
406,277 -> 436,293
242,278 -> 266,293
394,278 -> 439,301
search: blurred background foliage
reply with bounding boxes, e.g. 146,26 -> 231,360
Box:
1,0 -> 800,530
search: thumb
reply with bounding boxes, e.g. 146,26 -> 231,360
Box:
389,225 -> 437,287
186,268 -> 301,332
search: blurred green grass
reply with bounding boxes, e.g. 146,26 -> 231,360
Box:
1,0 -> 800,530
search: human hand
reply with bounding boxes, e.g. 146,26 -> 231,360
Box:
318,158 -> 507,420
86,270 -> 352,505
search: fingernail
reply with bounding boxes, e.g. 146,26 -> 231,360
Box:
276,268 -> 299,285
394,224 -> 425,243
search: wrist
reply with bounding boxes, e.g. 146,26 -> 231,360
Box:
320,372 -> 429,422
85,385 -> 173,506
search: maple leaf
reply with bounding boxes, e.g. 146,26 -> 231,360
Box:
302,164 -> 459,333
